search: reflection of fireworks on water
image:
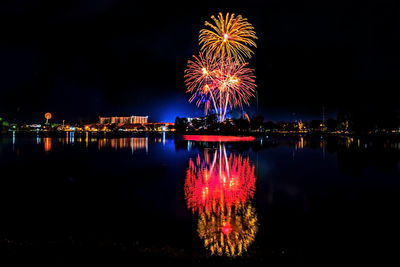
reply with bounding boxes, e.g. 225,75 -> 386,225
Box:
184,145 -> 256,215
185,144 -> 258,257
215,59 -> 256,120
198,203 -> 258,257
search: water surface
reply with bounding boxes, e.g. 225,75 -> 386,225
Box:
1,133 -> 400,265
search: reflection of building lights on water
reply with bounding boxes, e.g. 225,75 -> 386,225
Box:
85,132 -> 89,148
44,137 -> 51,152
63,132 -> 75,145
162,132 -> 166,146
185,144 -> 258,256
97,137 -> 148,152
296,137 -> 304,150
70,132 -> 75,144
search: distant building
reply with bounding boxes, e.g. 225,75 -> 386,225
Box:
99,116 -> 148,124
187,117 -> 202,122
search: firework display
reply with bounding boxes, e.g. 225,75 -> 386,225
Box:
185,54 -> 256,121
184,145 -> 258,256
185,12 -> 258,122
199,12 -> 257,63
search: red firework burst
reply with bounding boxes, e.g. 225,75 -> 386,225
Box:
184,53 -> 256,121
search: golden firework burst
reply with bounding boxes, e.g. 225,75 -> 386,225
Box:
199,12 -> 257,62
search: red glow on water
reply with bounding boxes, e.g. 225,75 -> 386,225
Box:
183,135 -> 255,142
44,137 -> 51,152
184,145 -> 256,215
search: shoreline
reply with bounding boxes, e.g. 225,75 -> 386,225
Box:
2,130 -> 400,140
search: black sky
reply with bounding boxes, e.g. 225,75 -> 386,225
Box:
1,0 -> 400,123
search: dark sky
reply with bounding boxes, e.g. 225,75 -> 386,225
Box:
1,0 -> 400,123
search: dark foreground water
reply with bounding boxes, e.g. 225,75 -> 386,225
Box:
1,132 -> 400,265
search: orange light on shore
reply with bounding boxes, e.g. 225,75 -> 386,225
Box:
44,112 -> 52,124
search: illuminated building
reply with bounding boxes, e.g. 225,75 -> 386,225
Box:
99,116 -> 148,124
187,117 -> 202,122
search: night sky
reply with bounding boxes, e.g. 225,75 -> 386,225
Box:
1,0 -> 400,123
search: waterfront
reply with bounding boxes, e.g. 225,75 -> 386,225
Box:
1,133 -> 400,265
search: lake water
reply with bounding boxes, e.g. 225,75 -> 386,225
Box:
1,132 -> 400,265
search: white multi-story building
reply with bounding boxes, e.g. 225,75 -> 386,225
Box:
99,116 -> 148,124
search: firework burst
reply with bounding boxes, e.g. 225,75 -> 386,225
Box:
215,59 -> 256,121
184,54 -> 256,121
184,53 -> 219,115
185,12 -> 258,122
199,12 -> 257,63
